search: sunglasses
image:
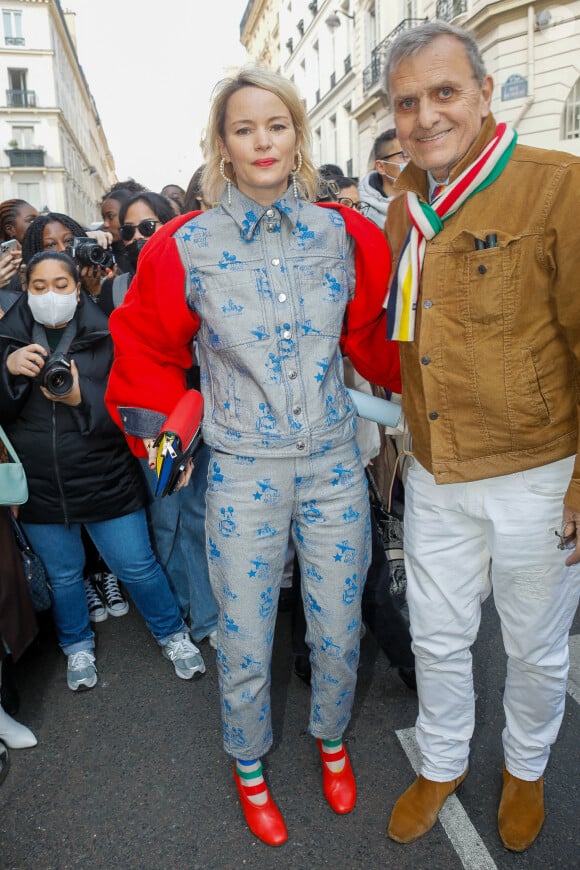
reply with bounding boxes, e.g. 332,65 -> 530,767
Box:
119,219 -> 160,241
377,150 -> 406,163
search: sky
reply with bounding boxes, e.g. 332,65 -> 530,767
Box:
63,0 -> 249,192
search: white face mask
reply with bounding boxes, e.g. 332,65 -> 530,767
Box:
383,160 -> 408,182
27,290 -> 78,327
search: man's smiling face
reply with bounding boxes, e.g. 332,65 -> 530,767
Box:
389,35 -> 493,182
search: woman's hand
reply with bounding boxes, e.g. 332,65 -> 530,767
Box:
6,343 -> 47,377
39,358 -> 82,406
142,438 -> 194,491
80,263 -> 107,296
86,229 -> 113,249
0,249 -> 22,288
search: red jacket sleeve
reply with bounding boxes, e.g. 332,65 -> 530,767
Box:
317,204 -> 401,391
105,212 -> 201,457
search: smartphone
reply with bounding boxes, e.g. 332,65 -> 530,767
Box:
0,239 -> 18,255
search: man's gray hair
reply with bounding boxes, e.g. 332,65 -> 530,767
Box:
384,21 -> 487,98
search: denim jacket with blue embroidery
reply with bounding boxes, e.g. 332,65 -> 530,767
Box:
174,187 -> 357,457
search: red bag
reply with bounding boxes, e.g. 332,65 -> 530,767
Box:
154,390 -> 203,497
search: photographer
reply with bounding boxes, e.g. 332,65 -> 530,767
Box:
21,212 -> 114,301
0,251 -> 206,692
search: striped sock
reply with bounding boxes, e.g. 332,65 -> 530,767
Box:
321,738 -> 345,773
236,758 -> 267,806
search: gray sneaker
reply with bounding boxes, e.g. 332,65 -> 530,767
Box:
162,632 -> 206,680
67,651 -> 97,691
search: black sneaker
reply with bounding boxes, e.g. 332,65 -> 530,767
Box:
100,572 -> 129,618
84,575 -> 107,623
0,741 -> 10,786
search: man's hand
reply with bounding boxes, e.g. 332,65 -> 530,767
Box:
561,505 -> 580,566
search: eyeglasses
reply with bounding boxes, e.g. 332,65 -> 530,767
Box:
338,197 -> 370,215
377,150 -> 406,163
555,521 -> 576,550
118,219 -> 160,241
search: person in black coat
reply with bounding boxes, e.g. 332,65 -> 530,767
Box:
0,251 -> 206,692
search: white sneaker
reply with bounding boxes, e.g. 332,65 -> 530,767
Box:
0,707 -> 37,749
208,630 -> 218,650
67,651 -> 97,692
162,632 -> 206,680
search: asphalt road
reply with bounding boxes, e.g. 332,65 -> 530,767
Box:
1,598 -> 578,870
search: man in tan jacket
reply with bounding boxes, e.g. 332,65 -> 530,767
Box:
383,20 -> 580,852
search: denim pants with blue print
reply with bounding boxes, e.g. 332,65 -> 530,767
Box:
206,438 -> 371,760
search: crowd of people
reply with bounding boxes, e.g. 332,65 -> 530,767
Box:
0,19 -> 578,858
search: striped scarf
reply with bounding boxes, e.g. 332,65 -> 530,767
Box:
385,123 -> 517,341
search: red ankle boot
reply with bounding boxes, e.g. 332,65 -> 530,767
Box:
233,766 -> 288,846
317,739 -> 357,814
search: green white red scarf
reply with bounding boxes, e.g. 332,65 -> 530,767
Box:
385,123 -> 517,341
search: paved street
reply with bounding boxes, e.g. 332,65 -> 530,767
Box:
1,599 -> 578,870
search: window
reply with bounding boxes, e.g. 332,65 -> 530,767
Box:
562,78 -> 580,139
11,126 -> 34,148
17,182 -> 40,205
7,68 -> 35,107
3,10 -> 24,46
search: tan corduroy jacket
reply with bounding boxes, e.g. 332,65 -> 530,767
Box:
386,114 -> 580,510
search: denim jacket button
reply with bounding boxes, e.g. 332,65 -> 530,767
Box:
428,411 -> 439,421
278,293 -> 287,303
272,258 -> 280,266
293,406 -> 302,415
296,440 -> 305,450
288,370 -> 297,379
478,264 -> 487,275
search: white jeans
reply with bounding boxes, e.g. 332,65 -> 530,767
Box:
404,457 -> 580,782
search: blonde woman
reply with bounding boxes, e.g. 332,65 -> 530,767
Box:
106,68 -> 399,846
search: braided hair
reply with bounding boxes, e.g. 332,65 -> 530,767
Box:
21,212 -> 86,264
0,198 -> 32,241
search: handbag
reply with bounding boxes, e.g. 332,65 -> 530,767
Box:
9,513 -> 52,611
154,390 -> 204,497
365,465 -> 407,600
0,425 -> 28,506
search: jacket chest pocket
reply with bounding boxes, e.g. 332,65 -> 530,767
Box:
196,268 -> 273,351
441,230 -> 523,324
293,260 -> 348,338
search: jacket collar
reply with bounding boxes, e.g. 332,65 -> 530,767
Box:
396,113 -> 498,202
220,184 -> 303,240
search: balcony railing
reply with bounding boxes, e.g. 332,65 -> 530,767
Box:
6,89 -> 36,108
362,18 -> 428,93
4,148 -> 44,167
436,0 -> 467,21
5,36 -> 24,46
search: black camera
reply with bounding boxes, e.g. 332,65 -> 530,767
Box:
68,237 -> 115,270
42,352 -> 74,396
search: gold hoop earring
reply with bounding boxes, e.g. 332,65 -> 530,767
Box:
292,152 -> 303,199
219,157 -> 233,206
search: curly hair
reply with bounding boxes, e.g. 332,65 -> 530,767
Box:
21,212 -> 87,264
0,198 -> 34,242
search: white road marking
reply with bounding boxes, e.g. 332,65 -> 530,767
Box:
568,634 -> 580,704
395,728 -> 498,870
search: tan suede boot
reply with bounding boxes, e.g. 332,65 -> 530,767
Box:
387,769 -> 468,843
498,765 -> 544,852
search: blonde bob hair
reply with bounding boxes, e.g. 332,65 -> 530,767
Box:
202,67 -> 317,204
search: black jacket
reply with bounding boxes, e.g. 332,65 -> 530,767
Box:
0,292 -> 148,524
